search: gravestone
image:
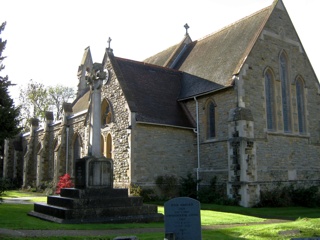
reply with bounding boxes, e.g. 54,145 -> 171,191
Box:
164,197 -> 202,240
75,157 -> 87,188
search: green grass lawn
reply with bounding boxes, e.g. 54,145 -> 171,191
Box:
1,190 -> 320,240
2,189 -> 48,203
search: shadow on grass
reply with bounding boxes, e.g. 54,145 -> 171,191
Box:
200,203 -> 320,221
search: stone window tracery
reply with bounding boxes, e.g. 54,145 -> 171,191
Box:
206,100 -> 216,139
279,51 -> 292,133
295,76 -> 306,134
264,68 -> 276,131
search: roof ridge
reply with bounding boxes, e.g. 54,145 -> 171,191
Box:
198,4 -> 273,43
115,56 -> 182,74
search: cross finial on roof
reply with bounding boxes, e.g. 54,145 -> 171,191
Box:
184,23 -> 190,35
107,37 -> 112,49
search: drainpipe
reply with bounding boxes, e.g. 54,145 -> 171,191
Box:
66,126 -> 69,174
194,97 -> 200,193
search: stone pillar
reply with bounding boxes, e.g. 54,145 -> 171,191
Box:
85,63 -> 107,157
90,79 -> 103,157
23,118 -> 39,188
227,107 -> 258,207
62,103 -> 73,174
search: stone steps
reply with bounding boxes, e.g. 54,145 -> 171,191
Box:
28,187 -> 163,223
47,195 -> 143,209
60,188 -> 129,198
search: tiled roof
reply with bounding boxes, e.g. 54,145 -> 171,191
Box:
179,73 -> 225,100
145,4 -> 274,86
113,57 -> 195,128
72,90 -> 90,114
144,44 -> 179,67
179,6 -> 272,86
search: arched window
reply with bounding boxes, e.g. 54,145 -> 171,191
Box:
264,69 -> 276,131
106,134 -> 112,158
101,99 -> 112,126
101,135 -> 105,156
296,77 -> 306,134
280,52 -> 292,132
207,100 -> 216,139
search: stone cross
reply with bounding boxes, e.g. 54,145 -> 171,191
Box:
184,23 -> 190,35
107,37 -> 112,49
86,64 -> 107,157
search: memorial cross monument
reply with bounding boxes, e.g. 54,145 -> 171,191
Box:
74,63 -> 113,189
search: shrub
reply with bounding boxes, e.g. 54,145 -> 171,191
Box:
198,176 -> 221,203
179,173 -> 200,199
130,183 -> 142,197
257,184 -> 320,207
130,184 -> 158,202
258,184 -> 293,207
0,178 -> 9,203
291,185 -> 319,207
155,175 -> 178,200
140,188 -> 158,202
55,174 -> 74,194
197,177 -> 238,205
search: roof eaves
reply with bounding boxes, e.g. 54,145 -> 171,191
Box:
178,85 -> 233,101
231,3 -> 276,78
136,121 -> 195,130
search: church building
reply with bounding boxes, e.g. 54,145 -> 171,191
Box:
3,0 -> 320,207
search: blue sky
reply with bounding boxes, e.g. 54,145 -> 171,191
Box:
1,0 -> 319,103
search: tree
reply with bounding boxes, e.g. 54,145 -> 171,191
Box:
0,22 -> 21,144
19,80 -> 75,130
19,79 -> 50,130
48,85 -> 75,120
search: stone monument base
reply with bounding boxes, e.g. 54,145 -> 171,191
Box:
28,188 -> 163,224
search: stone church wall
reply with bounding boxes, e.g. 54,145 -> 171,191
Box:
240,4 -> 320,190
131,123 -> 196,186
184,88 -> 236,185
101,60 -> 131,188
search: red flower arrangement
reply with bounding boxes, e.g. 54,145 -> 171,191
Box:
55,173 -> 74,194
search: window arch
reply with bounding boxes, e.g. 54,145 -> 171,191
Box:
264,68 -> 276,131
279,51 -> 292,132
100,134 -> 104,156
295,76 -> 306,134
106,134 -> 112,158
101,133 -> 112,158
206,100 -> 216,139
101,98 -> 112,126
